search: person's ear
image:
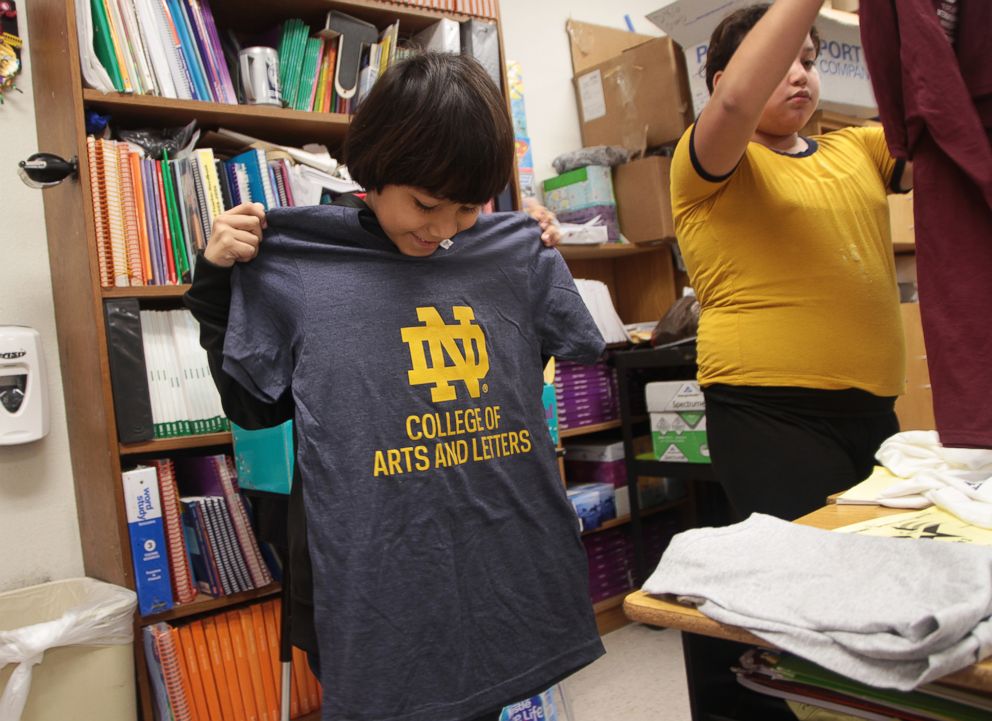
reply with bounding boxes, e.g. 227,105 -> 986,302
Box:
712,70 -> 724,90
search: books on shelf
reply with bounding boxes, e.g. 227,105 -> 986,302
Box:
87,134 -> 362,287
554,359 -> 620,432
82,0 -> 237,102
144,599 -> 322,721
139,308 -> 228,438
123,466 -> 175,616
574,278 -> 631,345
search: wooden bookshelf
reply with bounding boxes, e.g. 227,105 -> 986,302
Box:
120,432 -> 234,455
559,419 -> 622,438
580,496 -> 689,537
558,242 -> 666,261
102,285 -> 192,299
143,583 -> 281,624
28,1 -> 516,719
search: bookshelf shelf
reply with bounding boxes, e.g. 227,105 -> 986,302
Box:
560,419 -> 622,438
120,432 -> 234,455
558,242 -> 669,261
82,89 -> 351,148
141,583 -> 281,625
580,497 -> 689,537
102,285 -> 191,299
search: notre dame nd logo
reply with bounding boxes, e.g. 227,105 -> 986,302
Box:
401,306 -> 490,402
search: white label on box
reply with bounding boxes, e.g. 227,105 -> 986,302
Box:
578,69 -> 607,122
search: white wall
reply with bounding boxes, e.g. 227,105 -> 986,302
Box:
0,2 -> 84,592
500,0 -> 664,188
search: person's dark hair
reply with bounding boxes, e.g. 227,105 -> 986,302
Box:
704,4 -> 820,93
344,52 -> 515,205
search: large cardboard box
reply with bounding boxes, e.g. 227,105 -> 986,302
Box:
566,19 -> 656,75
648,0 -> 877,118
614,156 -> 676,244
646,380 -> 710,463
888,191 -> 915,249
573,36 -> 694,151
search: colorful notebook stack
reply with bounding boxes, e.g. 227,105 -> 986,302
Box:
144,598 -> 322,721
138,309 -> 227,438
384,0 -> 499,18
553,359 -> 620,431
85,135 -> 345,286
176,453 -> 275,598
90,0 -> 237,102
277,15 -> 401,115
124,455 -> 277,615
86,137 -> 223,287
582,527 -> 634,603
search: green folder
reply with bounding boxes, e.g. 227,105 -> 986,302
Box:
160,151 -> 190,283
90,0 -> 124,91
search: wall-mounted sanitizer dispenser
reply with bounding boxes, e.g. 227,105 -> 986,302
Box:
0,326 -> 50,445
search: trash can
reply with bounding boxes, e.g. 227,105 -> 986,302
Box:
0,577 -> 137,721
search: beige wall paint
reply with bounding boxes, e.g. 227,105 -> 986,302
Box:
0,1 -> 84,592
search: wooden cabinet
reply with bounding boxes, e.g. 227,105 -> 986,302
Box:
26,2 -> 512,718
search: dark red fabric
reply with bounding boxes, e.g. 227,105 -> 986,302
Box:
861,0 -> 992,447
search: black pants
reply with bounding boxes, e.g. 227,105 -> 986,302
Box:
703,384 -> 899,521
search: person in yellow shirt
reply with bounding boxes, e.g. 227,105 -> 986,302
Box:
672,0 -> 914,520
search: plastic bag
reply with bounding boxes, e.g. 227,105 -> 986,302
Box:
0,578 -> 136,721
117,120 -> 199,160
651,294 -> 700,347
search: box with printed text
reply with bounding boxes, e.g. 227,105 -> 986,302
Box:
646,380 -> 710,463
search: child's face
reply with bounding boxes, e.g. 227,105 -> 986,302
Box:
367,185 -> 482,257
757,33 -> 821,136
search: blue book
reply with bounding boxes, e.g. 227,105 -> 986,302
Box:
228,151 -> 267,209
231,420 -> 295,495
123,467 -> 174,615
180,499 -> 221,596
165,0 -> 212,101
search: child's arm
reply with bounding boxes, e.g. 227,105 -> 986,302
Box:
694,0 -> 823,178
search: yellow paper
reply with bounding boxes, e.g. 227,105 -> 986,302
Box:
836,466 -> 905,505
834,507 -> 992,545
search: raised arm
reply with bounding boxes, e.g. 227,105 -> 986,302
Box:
694,0 -> 824,177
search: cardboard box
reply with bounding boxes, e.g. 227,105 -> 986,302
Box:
566,19 -> 656,75
888,191 -> 915,249
542,165 -> 621,241
614,155 -> 676,243
646,380 -> 710,463
648,1 -> 877,118
573,36 -> 694,151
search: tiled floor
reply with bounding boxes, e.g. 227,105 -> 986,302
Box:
557,624 -> 691,721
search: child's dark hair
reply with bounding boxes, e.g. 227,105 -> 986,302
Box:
344,52 -> 515,205
705,4 -> 820,93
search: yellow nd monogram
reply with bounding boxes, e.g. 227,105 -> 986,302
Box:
401,306 -> 490,402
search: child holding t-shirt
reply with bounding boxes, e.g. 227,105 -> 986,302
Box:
185,53 -> 605,721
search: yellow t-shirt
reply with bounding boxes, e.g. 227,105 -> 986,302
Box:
671,125 -> 905,397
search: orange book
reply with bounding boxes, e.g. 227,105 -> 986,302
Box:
202,616 -> 236,721
225,611 -> 259,721
171,627 -> 198,721
238,608 -> 272,721
251,603 -> 280,720
178,625 -> 211,721
305,660 -> 322,713
263,600 -> 298,719
189,620 -> 225,721
215,614 -> 247,721
290,645 -> 308,714
128,151 -> 153,283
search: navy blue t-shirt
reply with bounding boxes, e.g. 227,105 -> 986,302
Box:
224,206 -> 606,721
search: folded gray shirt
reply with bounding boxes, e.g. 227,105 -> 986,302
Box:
642,513 -> 992,689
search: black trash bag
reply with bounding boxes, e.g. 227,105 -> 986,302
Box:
117,120 -> 198,160
651,294 -> 700,347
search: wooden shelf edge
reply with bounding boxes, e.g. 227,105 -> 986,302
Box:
558,242 -> 670,261
82,88 -> 350,125
560,419 -> 622,438
102,285 -> 191,299
140,583 -> 281,625
580,496 -> 689,537
120,431 -> 233,455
